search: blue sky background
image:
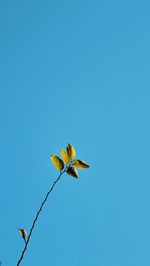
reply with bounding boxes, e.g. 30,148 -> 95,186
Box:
0,0 -> 150,265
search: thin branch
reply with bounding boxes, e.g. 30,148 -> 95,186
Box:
16,170 -> 65,266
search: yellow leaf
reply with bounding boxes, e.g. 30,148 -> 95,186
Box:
66,167 -> 78,178
66,144 -> 76,160
60,149 -> 71,164
72,159 -> 90,169
18,228 -> 27,241
51,155 -> 64,171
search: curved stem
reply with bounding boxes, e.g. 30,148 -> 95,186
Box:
16,170 -> 65,266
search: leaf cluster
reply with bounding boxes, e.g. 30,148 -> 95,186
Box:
51,144 -> 89,178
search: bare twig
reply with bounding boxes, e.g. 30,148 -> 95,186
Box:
16,169 -> 65,266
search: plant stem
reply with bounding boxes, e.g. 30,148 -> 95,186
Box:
16,170 -> 65,266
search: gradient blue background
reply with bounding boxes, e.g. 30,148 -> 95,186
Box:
0,0 -> 150,265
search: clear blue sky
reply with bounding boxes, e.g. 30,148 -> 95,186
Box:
0,0 -> 150,265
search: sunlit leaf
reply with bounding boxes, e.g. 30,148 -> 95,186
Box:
51,155 -> 64,171
60,149 -> 71,164
66,167 -> 78,178
72,159 -> 90,169
18,228 -> 27,241
66,144 -> 76,160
